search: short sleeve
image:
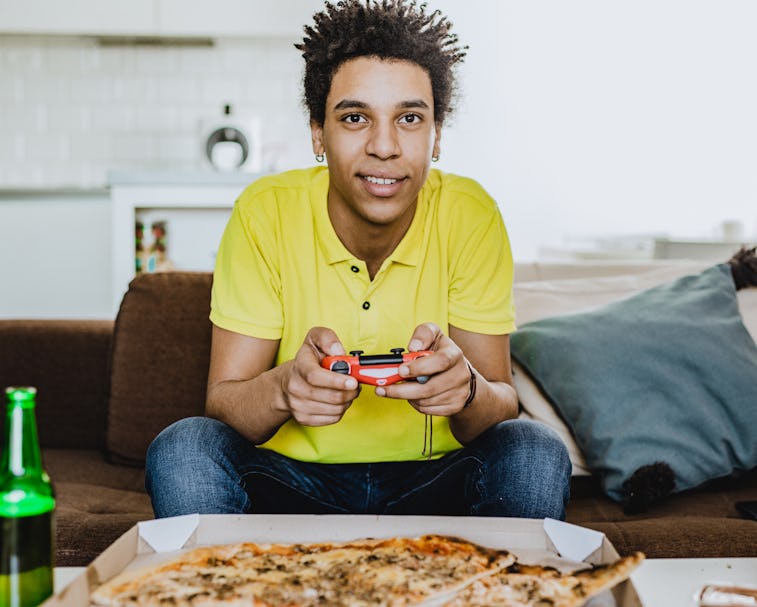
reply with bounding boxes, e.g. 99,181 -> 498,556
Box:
210,188 -> 284,340
446,185 -> 516,335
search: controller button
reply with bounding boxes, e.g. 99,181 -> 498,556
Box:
362,301 -> 370,310
349,350 -> 364,356
390,348 -> 404,355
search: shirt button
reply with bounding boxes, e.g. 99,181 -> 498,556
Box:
351,265 -> 360,273
362,301 -> 370,310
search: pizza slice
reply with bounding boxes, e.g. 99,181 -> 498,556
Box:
441,551 -> 645,607
90,534 -> 516,607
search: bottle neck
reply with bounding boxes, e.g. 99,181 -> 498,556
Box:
2,402 -> 44,477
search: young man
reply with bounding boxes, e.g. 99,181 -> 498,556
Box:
146,0 -> 570,519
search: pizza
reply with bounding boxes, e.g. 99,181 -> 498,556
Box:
442,552 -> 645,607
90,534 -> 515,607
90,534 -> 643,607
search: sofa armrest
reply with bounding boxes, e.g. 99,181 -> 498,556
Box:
0,319 -> 113,450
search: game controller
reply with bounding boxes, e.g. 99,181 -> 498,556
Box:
321,348 -> 433,386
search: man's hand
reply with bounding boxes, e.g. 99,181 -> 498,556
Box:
279,327 -> 361,426
373,323 -> 518,445
374,322 -> 473,417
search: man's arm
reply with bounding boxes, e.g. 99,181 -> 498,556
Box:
447,325 -> 518,444
205,325 -> 361,445
376,323 -> 518,445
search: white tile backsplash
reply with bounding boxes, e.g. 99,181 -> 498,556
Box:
0,35 -> 312,188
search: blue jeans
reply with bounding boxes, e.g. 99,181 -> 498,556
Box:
145,417 -> 571,520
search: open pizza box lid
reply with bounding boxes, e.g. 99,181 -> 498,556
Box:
45,514 -> 642,606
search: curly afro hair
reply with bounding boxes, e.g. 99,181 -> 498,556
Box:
296,0 -> 468,126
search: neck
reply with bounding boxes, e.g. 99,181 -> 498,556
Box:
328,203 -> 416,280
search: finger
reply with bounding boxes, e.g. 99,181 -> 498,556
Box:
291,371 -> 359,402
408,384 -> 469,416
398,351 -> 439,382
293,335 -> 357,390
306,326 -> 346,358
407,322 -> 443,352
399,335 -> 460,382
292,411 -> 347,427
304,364 -> 359,391
381,362 -> 470,413
382,381 -> 464,416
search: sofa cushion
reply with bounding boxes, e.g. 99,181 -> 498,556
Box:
106,272 -> 213,465
0,319 -> 113,450
567,469 -> 757,557
43,448 -> 153,565
511,264 -> 757,510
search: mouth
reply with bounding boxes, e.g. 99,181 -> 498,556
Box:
359,173 -> 406,197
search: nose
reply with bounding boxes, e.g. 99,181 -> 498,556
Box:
366,121 -> 401,160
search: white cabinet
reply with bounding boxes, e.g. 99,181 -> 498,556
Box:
0,191 -> 112,319
109,171 -> 254,315
0,0 -> 324,37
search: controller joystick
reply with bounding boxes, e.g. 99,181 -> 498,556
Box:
322,348 -> 433,386
330,360 -> 350,374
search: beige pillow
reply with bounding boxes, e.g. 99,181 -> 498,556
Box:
513,262 -> 710,325
739,288 -> 757,343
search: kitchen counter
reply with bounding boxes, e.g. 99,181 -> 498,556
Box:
0,170 -> 261,195
0,187 -> 110,197
108,169 -> 261,187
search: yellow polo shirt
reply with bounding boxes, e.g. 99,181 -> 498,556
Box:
211,166 -> 515,463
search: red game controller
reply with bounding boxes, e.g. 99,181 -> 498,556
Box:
322,348 -> 433,386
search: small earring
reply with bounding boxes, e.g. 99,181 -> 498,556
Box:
431,154 -> 440,162
315,153 -> 325,163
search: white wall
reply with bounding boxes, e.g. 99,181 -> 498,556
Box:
435,0 -> 757,260
1,1 -> 756,318
0,35 -> 312,188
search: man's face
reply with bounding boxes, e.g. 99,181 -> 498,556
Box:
311,56 -> 441,229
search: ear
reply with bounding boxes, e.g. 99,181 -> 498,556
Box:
310,120 -> 325,156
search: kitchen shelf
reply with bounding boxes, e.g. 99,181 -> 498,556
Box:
109,170 -> 257,314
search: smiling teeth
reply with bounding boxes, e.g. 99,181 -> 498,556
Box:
365,176 -> 397,185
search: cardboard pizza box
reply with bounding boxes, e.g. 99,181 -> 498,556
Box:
44,514 -> 643,606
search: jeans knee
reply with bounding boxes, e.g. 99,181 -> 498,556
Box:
487,419 -> 570,471
148,417 -> 204,464
145,416 -> 251,516
145,416 -> 231,486
471,419 -> 571,519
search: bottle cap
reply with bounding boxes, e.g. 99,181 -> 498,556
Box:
5,386 -> 37,402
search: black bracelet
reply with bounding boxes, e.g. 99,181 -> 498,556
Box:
463,362 -> 477,408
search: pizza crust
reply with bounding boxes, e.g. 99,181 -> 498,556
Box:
441,552 -> 645,607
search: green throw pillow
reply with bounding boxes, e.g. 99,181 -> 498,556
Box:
510,264 -> 757,509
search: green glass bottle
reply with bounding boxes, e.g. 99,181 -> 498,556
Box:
0,387 -> 55,607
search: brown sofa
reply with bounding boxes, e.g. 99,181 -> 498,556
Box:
1,270 -> 755,566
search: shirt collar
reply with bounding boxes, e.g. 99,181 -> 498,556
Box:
314,169 -> 435,268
